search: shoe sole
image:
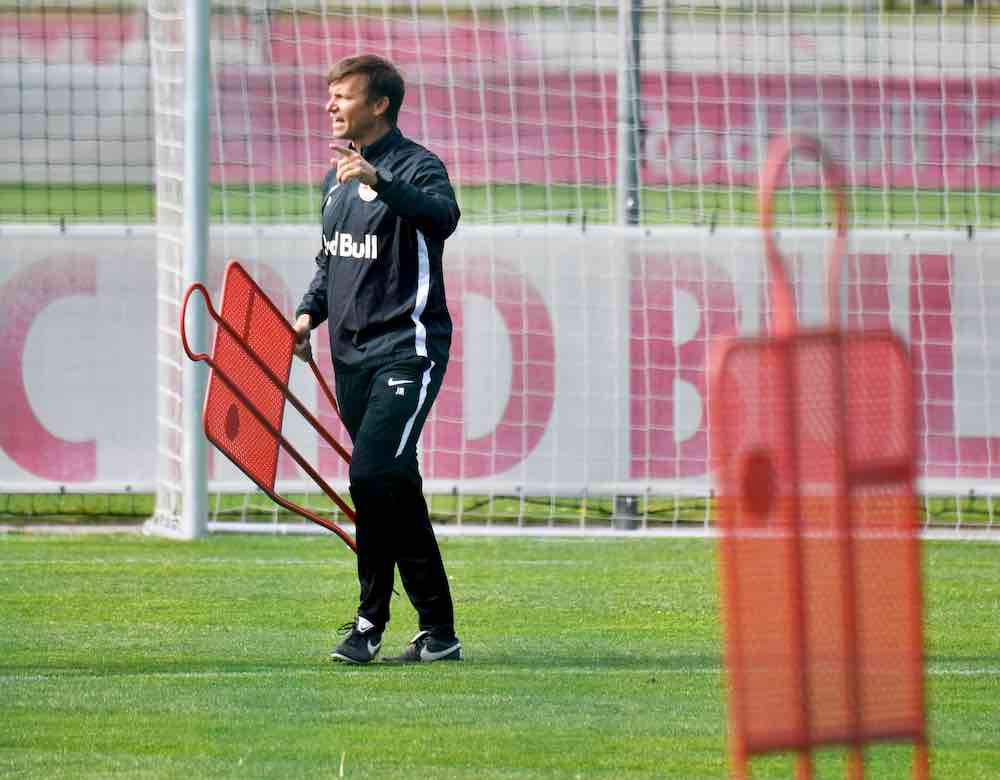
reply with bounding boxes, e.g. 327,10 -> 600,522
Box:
329,651 -> 378,664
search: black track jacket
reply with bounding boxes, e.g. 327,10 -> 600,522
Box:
296,127 -> 460,371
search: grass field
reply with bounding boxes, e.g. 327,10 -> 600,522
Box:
1,533 -> 998,778
3,182 -> 999,229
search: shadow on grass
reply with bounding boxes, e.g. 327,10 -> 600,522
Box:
379,651 -> 723,673
0,652 -> 725,679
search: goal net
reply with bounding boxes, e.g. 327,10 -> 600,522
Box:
2,1 -> 998,536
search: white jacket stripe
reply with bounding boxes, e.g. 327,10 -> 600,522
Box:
411,231 -> 430,358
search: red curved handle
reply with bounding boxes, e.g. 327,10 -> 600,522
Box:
759,134 -> 849,336
179,282 -> 214,362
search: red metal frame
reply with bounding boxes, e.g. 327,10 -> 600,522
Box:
179,260 -> 356,553
711,135 -> 929,779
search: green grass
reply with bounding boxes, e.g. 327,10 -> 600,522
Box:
3,182 -> 999,229
0,533 -> 998,778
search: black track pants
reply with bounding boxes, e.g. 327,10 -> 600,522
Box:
334,355 -> 454,637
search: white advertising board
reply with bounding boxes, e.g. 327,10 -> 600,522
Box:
2,225 -> 998,494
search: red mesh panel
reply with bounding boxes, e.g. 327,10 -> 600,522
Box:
202,263 -> 295,491
845,336 -> 925,741
713,329 -> 924,756
715,337 -> 810,751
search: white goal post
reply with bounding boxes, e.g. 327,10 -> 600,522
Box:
146,0 -> 210,538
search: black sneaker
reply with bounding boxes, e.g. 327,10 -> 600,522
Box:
387,630 -> 463,663
330,616 -> 382,664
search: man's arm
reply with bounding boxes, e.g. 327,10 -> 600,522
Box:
374,155 -> 460,240
293,249 -> 330,361
331,145 -> 460,240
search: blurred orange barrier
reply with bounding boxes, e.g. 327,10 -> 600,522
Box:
710,134 -> 928,780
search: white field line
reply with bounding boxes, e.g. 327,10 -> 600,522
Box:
1,666 -> 997,684
3,524 -> 999,542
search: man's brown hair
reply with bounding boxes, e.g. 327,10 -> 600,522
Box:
328,55 -> 405,127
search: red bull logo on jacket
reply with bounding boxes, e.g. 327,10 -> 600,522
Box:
325,232 -> 379,261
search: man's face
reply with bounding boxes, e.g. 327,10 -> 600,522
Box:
326,73 -> 381,142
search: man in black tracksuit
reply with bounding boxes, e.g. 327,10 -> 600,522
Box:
292,55 -> 461,664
